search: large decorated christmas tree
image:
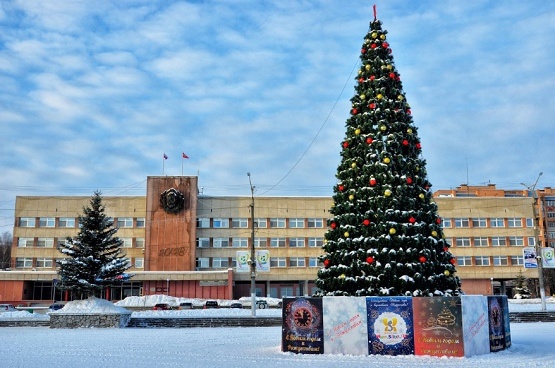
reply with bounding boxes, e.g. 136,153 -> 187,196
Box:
316,11 -> 461,297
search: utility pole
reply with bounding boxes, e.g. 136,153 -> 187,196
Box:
247,173 -> 256,317
522,172 -> 545,311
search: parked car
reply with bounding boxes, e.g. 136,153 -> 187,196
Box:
179,302 -> 193,310
204,300 -> 219,309
152,303 -> 171,310
48,303 -> 65,312
230,302 -> 243,309
256,300 -> 268,309
0,304 -> 17,312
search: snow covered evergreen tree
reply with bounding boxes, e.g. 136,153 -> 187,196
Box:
316,14 -> 461,297
57,191 -> 132,298
513,270 -> 531,299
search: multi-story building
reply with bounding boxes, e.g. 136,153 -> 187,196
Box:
0,178 -> 551,305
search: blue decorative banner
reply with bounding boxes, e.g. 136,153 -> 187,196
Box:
323,296 -> 368,355
282,297 -> 324,354
367,296 -> 414,355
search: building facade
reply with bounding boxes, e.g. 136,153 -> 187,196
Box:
0,178 -> 552,305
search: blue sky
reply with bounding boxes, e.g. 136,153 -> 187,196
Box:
1,0 -> 554,232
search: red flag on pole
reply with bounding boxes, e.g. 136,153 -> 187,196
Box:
182,152 -> 189,159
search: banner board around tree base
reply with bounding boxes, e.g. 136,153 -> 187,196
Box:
282,295 -> 509,358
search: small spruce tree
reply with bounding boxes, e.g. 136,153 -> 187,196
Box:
315,14 -> 461,297
57,191 -> 132,299
513,270 -> 531,299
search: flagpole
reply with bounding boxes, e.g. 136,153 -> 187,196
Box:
181,156 -> 184,176
163,156 -> 165,175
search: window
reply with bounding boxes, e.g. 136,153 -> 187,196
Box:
472,218 -> 486,227
269,218 -> 286,228
18,238 -> 34,247
38,217 -> 55,227
508,218 -> 522,228
527,237 -> 536,246
526,218 -> 534,227
255,218 -> 267,228
197,258 -> 209,268
454,218 -> 469,228
270,238 -> 286,247
308,237 -> 324,247
491,237 -> 506,246
197,218 -> 210,228
117,218 -> 133,228
475,256 -> 490,266
490,218 -> 504,227
308,257 -> 320,267
37,238 -> 54,248
442,219 -> 452,228
136,218 -> 145,228
212,257 -> 229,268
121,238 -> 133,248
232,218 -> 248,228
308,218 -> 324,228
457,256 -> 472,266
509,237 -> 524,246
493,256 -> 508,266
213,238 -> 229,248
455,237 -> 471,247
135,258 -> 144,268
232,238 -> 248,248
270,257 -> 286,267
16,258 -> 33,268
289,257 -> 306,267
289,238 -> 305,247
19,217 -> 35,227
136,238 -> 145,248
197,238 -> 210,248
473,237 -> 488,247
36,258 -> 53,268
213,218 -> 229,228
289,218 -> 304,228
511,256 -> 524,266
59,217 -> 75,228
254,238 -> 267,248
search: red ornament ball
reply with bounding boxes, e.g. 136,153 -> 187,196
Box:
330,222 -> 337,229
419,256 -> 427,263
324,259 -> 331,267
450,258 -> 456,265
366,256 -> 375,264
402,139 -> 409,146
338,185 -> 344,192
389,72 -> 395,79
409,217 -> 416,224
366,137 -> 374,144
415,142 -> 422,149
342,141 -> 349,149
407,109 -> 412,115
406,177 -> 413,184
368,103 -> 376,109
358,77 -> 364,83
363,219 -> 370,226
361,48 -> 367,54
370,43 -> 377,49
436,217 -> 442,224
351,108 -> 358,115
444,247 -> 449,252
382,42 -> 389,48
370,75 -> 375,81
369,178 -> 377,186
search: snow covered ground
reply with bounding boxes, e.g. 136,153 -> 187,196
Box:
1,296 -> 555,367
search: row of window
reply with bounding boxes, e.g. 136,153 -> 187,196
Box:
443,217 -> 532,228
18,217 -> 146,229
196,256 -> 321,269
197,217 -> 324,229
457,255 -> 523,267
197,237 -> 324,248
449,236 -> 534,247
15,257 -> 145,269
17,237 -> 145,248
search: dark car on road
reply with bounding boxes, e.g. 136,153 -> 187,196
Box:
179,302 -> 193,310
153,303 -> 171,310
230,302 -> 243,309
204,300 -> 219,309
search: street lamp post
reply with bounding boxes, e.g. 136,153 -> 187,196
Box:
521,172 -> 546,311
247,173 -> 256,317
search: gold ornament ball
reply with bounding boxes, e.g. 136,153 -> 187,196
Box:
383,157 -> 390,164
371,32 -> 377,39
380,124 -> 387,131
380,34 -> 386,40
360,94 -> 366,100
349,194 -> 355,201
419,193 -> 425,199
431,230 -> 438,237
384,189 -> 392,197
389,228 -> 396,235
365,64 -> 371,71
358,70 -> 362,75
344,231 -> 350,237
407,128 -> 413,134
444,270 -> 450,276
355,128 -> 361,135
377,93 -> 383,100
340,274 -> 346,279
351,162 -> 357,169
387,64 -> 393,70
397,95 -> 404,101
